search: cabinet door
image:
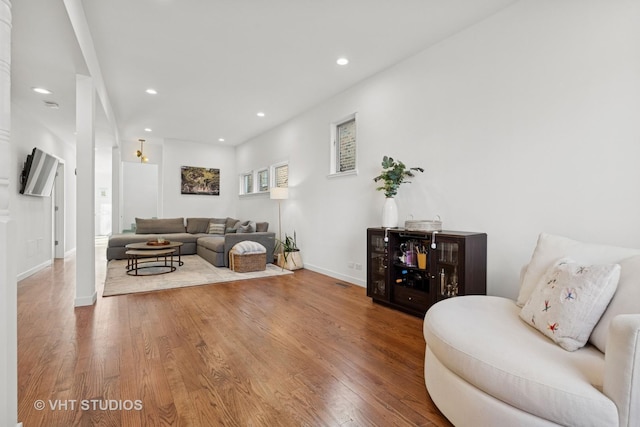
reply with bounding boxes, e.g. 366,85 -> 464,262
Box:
388,230 -> 432,314
367,229 -> 389,301
431,233 -> 487,302
432,236 -> 464,302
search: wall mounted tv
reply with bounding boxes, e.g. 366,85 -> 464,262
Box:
19,147 -> 59,197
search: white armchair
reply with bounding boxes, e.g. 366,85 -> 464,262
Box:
604,314 -> 640,426
423,233 -> 640,427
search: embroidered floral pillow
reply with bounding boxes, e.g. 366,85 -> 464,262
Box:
519,258 -> 621,351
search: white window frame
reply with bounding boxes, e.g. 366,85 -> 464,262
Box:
329,112 -> 358,178
256,167 -> 269,193
270,160 -> 289,188
239,171 -> 254,195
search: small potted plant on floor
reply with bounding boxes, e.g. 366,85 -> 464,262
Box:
276,232 -> 303,271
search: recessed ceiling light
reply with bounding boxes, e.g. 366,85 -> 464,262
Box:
145,88 -> 158,95
257,112 -> 265,117
336,57 -> 349,66
43,101 -> 59,109
218,138 -> 225,142
32,87 -> 52,94
144,128 -> 152,132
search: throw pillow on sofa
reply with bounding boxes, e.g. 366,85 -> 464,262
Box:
225,217 -> 239,232
208,221 -> 226,235
237,221 -> 256,233
517,233 -> 640,307
519,258 -> 620,351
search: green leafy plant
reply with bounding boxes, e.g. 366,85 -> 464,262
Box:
276,232 -> 299,267
373,156 -> 424,198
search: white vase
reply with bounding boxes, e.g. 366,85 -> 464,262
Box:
382,197 -> 398,228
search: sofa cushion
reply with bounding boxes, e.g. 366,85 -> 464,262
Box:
186,218 -> 209,234
590,255 -> 640,352
519,258 -> 620,351
135,217 -> 185,234
256,222 -> 269,232
197,235 -> 225,252
186,217 -> 224,234
424,296 -> 618,427
517,233 -> 640,307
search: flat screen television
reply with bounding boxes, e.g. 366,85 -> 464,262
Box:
19,147 -> 59,197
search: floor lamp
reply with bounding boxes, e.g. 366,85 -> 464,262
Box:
270,187 -> 288,244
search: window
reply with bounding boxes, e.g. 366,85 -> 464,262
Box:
239,162 -> 287,196
257,168 -> 269,192
240,172 -> 253,195
272,161 -> 288,188
330,113 -> 357,176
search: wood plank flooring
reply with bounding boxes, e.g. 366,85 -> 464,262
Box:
17,246 -> 452,426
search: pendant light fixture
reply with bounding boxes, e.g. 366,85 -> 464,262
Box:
136,139 -> 148,163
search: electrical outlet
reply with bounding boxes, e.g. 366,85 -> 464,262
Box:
354,263 -> 363,271
347,262 -> 355,269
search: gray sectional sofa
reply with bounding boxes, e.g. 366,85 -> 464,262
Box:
107,217 -> 275,268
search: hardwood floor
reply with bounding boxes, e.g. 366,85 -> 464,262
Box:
17,246 -> 452,426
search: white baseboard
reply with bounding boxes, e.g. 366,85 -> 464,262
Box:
303,263 -> 366,288
17,259 -> 52,282
74,291 -> 97,307
64,247 -> 76,258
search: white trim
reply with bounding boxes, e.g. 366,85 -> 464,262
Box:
327,169 -> 358,179
303,263 -> 365,288
270,160 -> 289,188
74,291 -> 97,307
238,170 -> 254,195
256,167 -> 269,193
239,191 -> 269,199
17,260 -> 52,282
329,112 -> 358,176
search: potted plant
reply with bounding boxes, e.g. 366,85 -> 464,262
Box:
276,232 -> 303,270
373,156 -> 424,227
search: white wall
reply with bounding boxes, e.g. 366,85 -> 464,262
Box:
236,0 -> 640,298
122,162 -> 158,229
11,105 -> 77,279
95,147 -> 112,235
162,139 -> 238,219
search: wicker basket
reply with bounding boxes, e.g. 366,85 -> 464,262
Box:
229,250 -> 267,273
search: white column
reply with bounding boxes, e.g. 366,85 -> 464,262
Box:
0,0 -> 18,425
75,74 -> 97,306
111,146 -> 121,233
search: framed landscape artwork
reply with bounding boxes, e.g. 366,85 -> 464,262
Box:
181,166 -> 220,195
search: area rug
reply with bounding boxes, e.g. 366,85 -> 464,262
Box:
103,255 -> 292,297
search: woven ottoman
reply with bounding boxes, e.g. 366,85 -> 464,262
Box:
229,241 -> 267,272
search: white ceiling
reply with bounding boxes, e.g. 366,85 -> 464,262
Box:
11,0 -> 516,149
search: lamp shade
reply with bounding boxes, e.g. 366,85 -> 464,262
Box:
270,187 -> 289,200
